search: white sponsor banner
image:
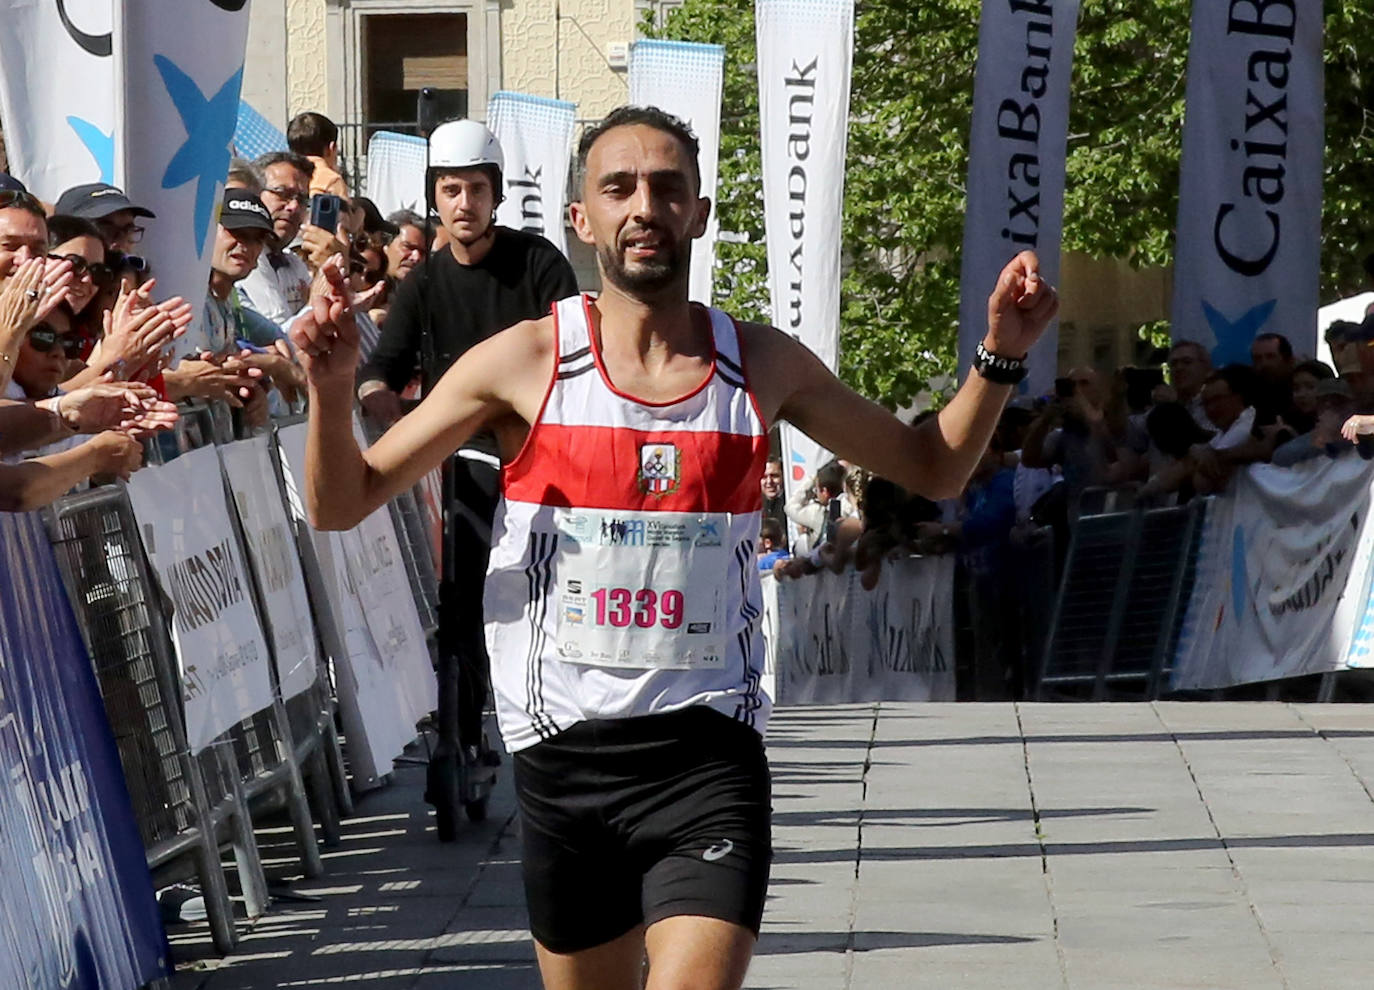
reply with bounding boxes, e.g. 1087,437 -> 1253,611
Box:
766,555 -> 956,704
127,445 -> 275,752
957,0 -> 1079,397
219,436 -> 319,700
0,0 -> 115,199
628,41 -> 725,304
757,0 -> 854,496
488,92 -> 576,256
365,130 -> 428,220
1171,0 -> 1324,365
1173,456 -> 1374,690
113,0 -> 252,360
276,423 -> 436,787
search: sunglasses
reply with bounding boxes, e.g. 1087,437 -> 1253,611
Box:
49,252 -> 114,287
0,189 -> 42,211
107,252 -> 150,274
27,325 -> 82,357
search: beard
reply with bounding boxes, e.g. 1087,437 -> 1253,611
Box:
598,224 -> 690,295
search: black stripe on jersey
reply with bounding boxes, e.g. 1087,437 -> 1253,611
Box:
732,538 -> 762,727
555,362 -> 595,381
559,345 -> 591,365
523,532 -> 560,739
716,369 -> 747,391
718,352 -> 745,378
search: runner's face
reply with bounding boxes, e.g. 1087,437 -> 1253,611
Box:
573,124 -> 708,297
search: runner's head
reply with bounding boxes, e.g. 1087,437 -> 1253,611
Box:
428,119 -> 504,249
571,105 -> 710,299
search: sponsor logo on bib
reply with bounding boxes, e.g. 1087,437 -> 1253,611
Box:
639,443 -> 680,497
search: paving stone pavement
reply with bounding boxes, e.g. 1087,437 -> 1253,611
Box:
168,703 -> 1374,989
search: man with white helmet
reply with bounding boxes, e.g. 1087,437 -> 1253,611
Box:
357,119 -> 578,827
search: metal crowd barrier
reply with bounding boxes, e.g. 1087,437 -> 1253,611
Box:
1035,499 -> 1204,700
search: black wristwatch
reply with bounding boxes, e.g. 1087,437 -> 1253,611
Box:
972,341 -> 1028,385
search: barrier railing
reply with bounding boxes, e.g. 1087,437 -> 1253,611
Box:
1035,500 -> 1204,700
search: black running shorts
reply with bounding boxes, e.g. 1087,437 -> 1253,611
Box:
512,706 -> 773,954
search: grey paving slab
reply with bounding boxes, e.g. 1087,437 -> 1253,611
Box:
168,703 -> 1374,989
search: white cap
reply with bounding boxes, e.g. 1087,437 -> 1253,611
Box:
428,119 -> 504,176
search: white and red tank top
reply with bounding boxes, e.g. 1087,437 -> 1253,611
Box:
484,294 -> 771,753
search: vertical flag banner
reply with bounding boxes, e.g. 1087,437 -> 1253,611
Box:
0,512 -> 168,990
126,446 -> 276,753
757,0 -> 854,495
629,40 -> 726,305
957,0 -> 1080,397
366,130 -> 428,219
488,92 -> 577,256
0,0 -> 116,198
114,0 -> 252,359
1171,0 -> 1324,364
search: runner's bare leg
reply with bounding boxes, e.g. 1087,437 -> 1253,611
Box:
534,925 -> 646,990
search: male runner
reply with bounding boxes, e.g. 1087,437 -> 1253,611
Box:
294,106 -> 1057,990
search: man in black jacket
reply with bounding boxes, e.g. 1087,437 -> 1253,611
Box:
356,120 -> 578,825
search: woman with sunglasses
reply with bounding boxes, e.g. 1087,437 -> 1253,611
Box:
45,215 -> 110,363
5,306 -> 84,456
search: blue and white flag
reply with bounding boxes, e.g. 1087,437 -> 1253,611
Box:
488,92 -> 577,256
629,41 -> 725,304
0,0 -> 116,199
1171,0 -> 1325,364
365,130 -> 428,219
233,99 -> 288,161
114,0 -> 252,359
958,0 -> 1079,397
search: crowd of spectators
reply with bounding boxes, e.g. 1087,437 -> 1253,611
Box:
0,109 -> 434,511
766,322 -> 1374,700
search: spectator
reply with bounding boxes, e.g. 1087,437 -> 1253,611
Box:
785,460 -> 854,551
1166,340 -> 1215,429
760,455 -> 787,539
1138,401 -> 1214,503
1349,314 -> 1374,409
1286,359 -> 1336,435
287,111 -> 349,197
53,183 -> 156,255
1276,379 -> 1362,467
1250,332 -> 1294,384
1326,320 -> 1358,378
1189,365 -> 1281,493
0,187 -> 50,278
240,151 -> 315,324
201,189 -> 277,355
1020,367 -> 1118,510
756,518 -> 790,572
385,209 -> 428,283
44,215 -> 108,361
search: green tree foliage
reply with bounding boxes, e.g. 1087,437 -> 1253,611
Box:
649,0 -> 1374,409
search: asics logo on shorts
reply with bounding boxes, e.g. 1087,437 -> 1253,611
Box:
702,839 -> 734,862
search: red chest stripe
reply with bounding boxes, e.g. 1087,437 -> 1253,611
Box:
504,424 -> 768,514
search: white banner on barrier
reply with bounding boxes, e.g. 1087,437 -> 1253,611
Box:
957,0 -> 1079,396
628,41 -> 725,305
767,555 -> 956,704
488,92 -> 576,256
1170,0 -> 1325,363
0,0 -> 116,199
1173,457 -> 1374,690
757,0 -> 853,495
114,0 -> 252,360
219,435 -> 320,700
127,445 -> 275,752
276,423 -> 436,786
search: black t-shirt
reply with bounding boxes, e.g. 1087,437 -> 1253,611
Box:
360,226 -> 579,453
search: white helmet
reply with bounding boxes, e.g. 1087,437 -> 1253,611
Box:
428,119 -> 504,177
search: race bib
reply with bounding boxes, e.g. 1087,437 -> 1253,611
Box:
553,508 -> 728,670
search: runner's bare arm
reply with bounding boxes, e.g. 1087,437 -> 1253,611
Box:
292,257 -> 551,530
748,251 -> 1058,500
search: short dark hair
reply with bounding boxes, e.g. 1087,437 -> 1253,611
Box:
226,157 -> 264,195
387,208 -> 424,230
760,518 -> 784,545
1206,364 -> 1258,405
576,105 -> 701,192
1252,332 -> 1293,360
0,189 -> 46,221
815,461 -> 845,497
1292,359 -> 1336,381
1327,319 -> 1360,344
765,455 -> 783,470
45,214 -> 102,249
255,150 -> 315,180
287,112 -> 339,158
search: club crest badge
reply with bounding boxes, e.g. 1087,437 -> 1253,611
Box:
639,443 -> 680,496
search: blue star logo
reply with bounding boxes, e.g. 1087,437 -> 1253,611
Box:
155,56 -> 244,254
66,117 -> 113,184
1202,298 -> 1276,368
